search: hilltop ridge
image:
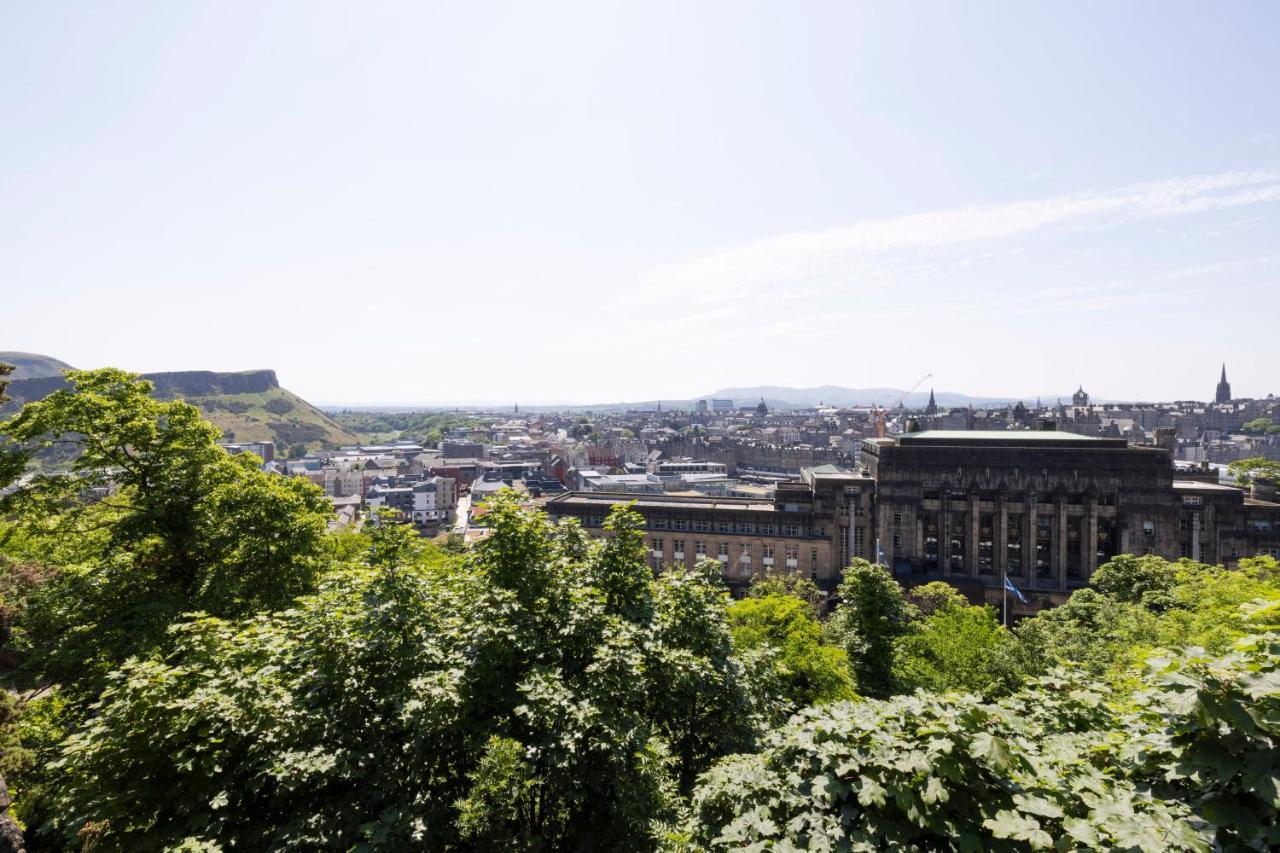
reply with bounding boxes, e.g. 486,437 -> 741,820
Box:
0,355 -> 358,453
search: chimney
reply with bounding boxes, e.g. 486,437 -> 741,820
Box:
1252,477 -> 1278,503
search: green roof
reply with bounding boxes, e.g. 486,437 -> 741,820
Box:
906,430 -> 1103,442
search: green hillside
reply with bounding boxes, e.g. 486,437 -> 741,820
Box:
0,351 -> 75,380
0,357 -> 360,456
179,387 -> 362,453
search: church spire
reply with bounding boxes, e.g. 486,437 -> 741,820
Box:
1215,363 -> 1232,404
925,387 -> 938,416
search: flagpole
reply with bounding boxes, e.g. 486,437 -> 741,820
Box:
1002,569 -> 1008,627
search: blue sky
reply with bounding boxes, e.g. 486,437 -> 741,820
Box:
3,2 -> 1279,405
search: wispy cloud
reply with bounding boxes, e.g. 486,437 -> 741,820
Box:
628,167 -> 1280,307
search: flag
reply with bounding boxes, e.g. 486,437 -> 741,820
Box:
1003,575 -> 1028,604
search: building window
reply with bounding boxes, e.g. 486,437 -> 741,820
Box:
891,534 -> 902,551
810,548 -> 818,568
695,540 -> 707,555
782,524 -> 799,537
694,519 -> 709,532
1007,512 -> 1023,576
1036,517 -> 1052,578
978,513 -> 994,575
716,521 -> 732,533
763,544 -> 775,558
1143,521 -> 1155,537
652,517 -> 669,530
759,523 -> 776,535
674,519 -> 689,531
854,527 -> 865,546
717,542 -> 729,557
652,538 -> 664,551
673,539 -> 685,555
892,512 -> 903,526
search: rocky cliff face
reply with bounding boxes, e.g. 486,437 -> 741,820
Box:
2,370 -> 280,412
146,369 -> 279,398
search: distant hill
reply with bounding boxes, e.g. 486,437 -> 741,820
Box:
0,351 -> 75,380
1,357 -> 359,453
703,385 -> 1069,409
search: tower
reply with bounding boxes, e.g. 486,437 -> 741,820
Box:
1072,385 -> 1089,407
924,388 -> 938,416
1215,364 -> 1231,404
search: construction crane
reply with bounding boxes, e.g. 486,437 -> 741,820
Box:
874,373 -> 933,438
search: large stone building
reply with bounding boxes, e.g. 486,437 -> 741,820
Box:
546,429 -> 1280,611
545,465 -> 875,592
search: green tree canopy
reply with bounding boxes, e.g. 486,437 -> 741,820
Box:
36,495 -> 773,850
727,593 -> 856,711
1228,456 -> 1280,487
0,369 -> 333,696
823,559 -> 912,698
905,580 -> 968,619
894,602 -> 1021,697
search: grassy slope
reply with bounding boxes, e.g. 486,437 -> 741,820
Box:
181,388 -> 363,450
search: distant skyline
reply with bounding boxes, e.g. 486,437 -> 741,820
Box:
4,2 -> 1280,405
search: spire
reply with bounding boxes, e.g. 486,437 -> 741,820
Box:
1215,363 -> 1232,404
925,387 -> 937,415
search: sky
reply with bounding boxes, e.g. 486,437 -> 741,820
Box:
3,2 -> 1279,406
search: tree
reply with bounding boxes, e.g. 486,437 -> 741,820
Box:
689,631 -> 1280,851
1013,587 -> 1156,681
905,580 -> 968,619
894,603 -> 1021,697
747,573 -> 826,617
823,559 -> 912,698
727,593 -> 856,711
0,369 -> 332,696
1241,417 -> 1280,435
1228,456 -> 1280,487
39,496 -> 767,850
686,665 -> 1210,852
1090,554 -> 1179,612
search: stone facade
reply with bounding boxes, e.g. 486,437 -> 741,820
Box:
546,430 -> 1280,612
544,465 -> 875,593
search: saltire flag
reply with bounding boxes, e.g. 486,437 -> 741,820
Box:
1003,575 -> 1028,604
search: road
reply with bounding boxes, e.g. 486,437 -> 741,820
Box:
452,493 -> 471,535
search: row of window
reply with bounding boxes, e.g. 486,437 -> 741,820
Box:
586,514 -> 813,537
919,491 -> 1116,507
649,538 -> 817,565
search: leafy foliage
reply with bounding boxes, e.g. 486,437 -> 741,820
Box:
823,559 -> 911,698
894,602 -> 1021,697
38,495 -> 769,850
688,666 -> 1208,852
728,593 -> 857,712
0,369 -> 333,696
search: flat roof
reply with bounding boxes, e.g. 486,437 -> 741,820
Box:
1172,480 -> 1244,493
892,430 -> 1129,449
907,430 -> 1105,442
546,492 -> 777,512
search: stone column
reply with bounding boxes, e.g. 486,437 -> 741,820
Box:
1054,496 -> 1068,591
1085,499 -> 1099,579
1191,510 -> 1201,563
940,497 -> 951,575
995,496 -> 1008,575
1026,494 -> 1038,589
968,493 -> 980,577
